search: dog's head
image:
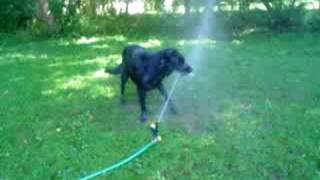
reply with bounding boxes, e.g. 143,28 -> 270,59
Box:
162,48 -> 193,74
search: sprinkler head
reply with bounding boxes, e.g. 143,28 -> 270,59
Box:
150,123 -> 157,129
156,136 -> 162,142
149,121 -> 159,138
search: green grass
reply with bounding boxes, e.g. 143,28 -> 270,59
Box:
1,32 -> 320,179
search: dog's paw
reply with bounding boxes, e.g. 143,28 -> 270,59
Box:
119,97 -> 126,105
140,113 -> 148,123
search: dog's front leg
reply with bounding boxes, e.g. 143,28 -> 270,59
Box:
158,83 -> 177,114
137,87 -> 148,122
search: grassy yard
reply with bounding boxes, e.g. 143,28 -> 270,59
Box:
0,32 -> 320,179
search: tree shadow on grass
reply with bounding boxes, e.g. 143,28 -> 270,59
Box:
0,35 -> 155,179
0,33 -> 235,178
2,33 -> 320,179
1,33 -> 235,178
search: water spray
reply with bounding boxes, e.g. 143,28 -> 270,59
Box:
146,74 -> 180,143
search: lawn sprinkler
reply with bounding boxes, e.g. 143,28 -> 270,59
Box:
148,120 -> 162,142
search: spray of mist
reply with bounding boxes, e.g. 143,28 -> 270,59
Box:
157,7 -> 216,134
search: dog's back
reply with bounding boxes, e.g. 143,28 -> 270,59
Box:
105,45 -> 147,75
122,45 -> 147,65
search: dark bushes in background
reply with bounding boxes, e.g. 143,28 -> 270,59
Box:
0,0 -> 36,32
1,0 -> 320,36
74,10 -> 310,37
304,11 -> 320,32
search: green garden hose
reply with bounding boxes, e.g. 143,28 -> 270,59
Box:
79,135 -> 160,180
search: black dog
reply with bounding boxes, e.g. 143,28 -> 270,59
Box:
106,45 -> 192,122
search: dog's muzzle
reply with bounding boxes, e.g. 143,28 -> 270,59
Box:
179,64 -> 193,74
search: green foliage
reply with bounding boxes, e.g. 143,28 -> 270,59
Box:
28,0 -> 81,36
258,0 -> 307,31
72,14 -> 185,36
0,0 -> 36,32
1,0 -> 320,35
144,0 -> 165,11
304,11 -> 320,31
268,8 -> 306,32
48,0 -> 80,33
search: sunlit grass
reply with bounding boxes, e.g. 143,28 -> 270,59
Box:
129,38 -> 162,48
53,70 -> 114,98
0,33 -> 320,179
177,39 -> 216,46
104,54 -> 121,63
75,37 -> 100,44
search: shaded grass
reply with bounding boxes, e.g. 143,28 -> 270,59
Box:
0,33 -> 320,179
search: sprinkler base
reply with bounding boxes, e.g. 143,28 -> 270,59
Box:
149,121 -> 159,139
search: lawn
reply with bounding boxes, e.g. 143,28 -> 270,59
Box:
0,32 -> 320,179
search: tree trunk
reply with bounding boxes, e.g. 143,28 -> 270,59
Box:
125,0 -> 129,14
260,0 -> 272,12
239,1 -> 250,11
88,0 -> 96,16
106,1 -> 116,15
290,0 -> 296,8
64,0 -> 80,28
260,0 -> 275,28
230,0 -> 235,11
67,0 -> 78,16
184,0 -> 190,16
74,0 -> 81,10
204,1 -> 214,13
37,0 -> 59,33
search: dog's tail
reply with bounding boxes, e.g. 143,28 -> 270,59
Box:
105,64 -> 123,75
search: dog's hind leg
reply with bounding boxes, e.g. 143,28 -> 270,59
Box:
158,83 -> 177,114
120,71 -> 128,104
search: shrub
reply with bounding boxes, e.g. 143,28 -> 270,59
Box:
268,8 -> 306,32
304,11 -> 320,32
0,0 -> 36,32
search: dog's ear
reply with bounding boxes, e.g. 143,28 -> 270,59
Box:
165,48 -> 176,57
160,48 -> 178,68
161,49 -> 174,62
